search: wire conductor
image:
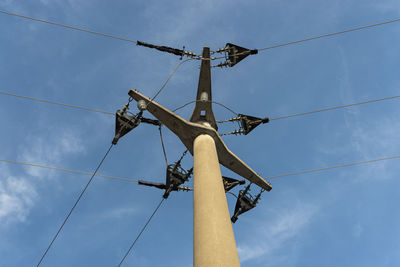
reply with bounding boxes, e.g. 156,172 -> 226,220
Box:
36,144 -> 114,266
0,158 -> 139,183
266,155 -> 400,180
118,198 -> 165,267
0,9 -> 138,44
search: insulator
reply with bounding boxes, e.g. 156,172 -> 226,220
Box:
184,51 -> 196,57
216,47 -> 229,53
228,117 -> 240,122
178,186 -> 193,192
137,100 -> 147,111
214,62 -> 230,68
220,129 -> 245,136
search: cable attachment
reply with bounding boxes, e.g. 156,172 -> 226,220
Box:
231,184 -> 263,223
220,129 -> 245,136
219,114 -> 270,136
222,176 -> 246,192
138,180 -> 192,192
137,150 -> 192,198
112,101 -> 142,145
164,163 -> 193,199
137,40 -> 197,59
213,61 -> 231,68
112,100 -> 160,145
213,43 -> 258,68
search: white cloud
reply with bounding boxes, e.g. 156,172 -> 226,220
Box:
100,207 -> 138,220
237,203 -> 317,264
370,0 -> 400,15
353,222 -> 363,238
39,0 -> 49,5
316,49 -> 400,182
0,128 -> 86,226
142,0 -> 231,44
0,175 -> 37,225
19,129 -> 85,179
350,118 -> 400,158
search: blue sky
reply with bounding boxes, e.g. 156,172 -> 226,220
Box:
1,0 -> 400,266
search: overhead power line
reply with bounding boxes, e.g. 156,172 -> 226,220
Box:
147,58 -> 195,103
0,57 -> 193,116
158,125 -> 169,167
2,89 -> 400,123
258,17 -> 400,51
37,144 -> 114,266
2,153 -> 399,186
173,99 -> 238,115
2,9 -> 399,57
270,94 -> 400,120
118,198 -> 165,267
0,158 -> 138,183
210,17 -> 400,61
0,9 -> 138,44
266,155 -> 400,179
0,90 -> 113,115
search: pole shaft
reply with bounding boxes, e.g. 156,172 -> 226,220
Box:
193,134 -> 241,267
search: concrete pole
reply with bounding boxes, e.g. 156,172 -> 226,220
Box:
193,134 -> 241,267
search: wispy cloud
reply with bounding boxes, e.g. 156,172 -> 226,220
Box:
100,207 -> 138,220
370,0 -> 400,15
0,173 -> 37,225
18,129 -> 85,179
0,128 -> 86,226
317,49 -> 400,182
352,222 -> 363,238
142,0 -> 231,44
237,203 -> 317,265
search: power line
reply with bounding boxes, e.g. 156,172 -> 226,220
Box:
172,100 -> 197,112
3,10 -> 399,60
213,101 -> 238,115
2,54 -> 190,264
158,125 -> 169,166
37,144 -> 114,266
172,99 -> 238,115
258,17 -> 400,51
118,198 -> 165,267
270,94 -> 400,121
0,158 -> 138,183
210,17 -> 400,61
0,90 -> 113,115
266,155 -> 400,179
147,58 -> 195,103
0,57 -> 193,115
0,9 -> 138,44
3,153 -> 399,189
2,88 -> 400,124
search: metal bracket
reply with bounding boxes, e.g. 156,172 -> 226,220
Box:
222,176 -> 245,192
163,164 -> 193,199
189,47 -> 218,130
214,43 -> 258,68
128,89 -> 272,191
112,102 -> 160,145
220,114 -> 270,136
112,109 -> 142,145
231,184 -> 262,223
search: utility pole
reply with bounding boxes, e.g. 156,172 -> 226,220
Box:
191,47 -> 240,267
128,47 -> 272,267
